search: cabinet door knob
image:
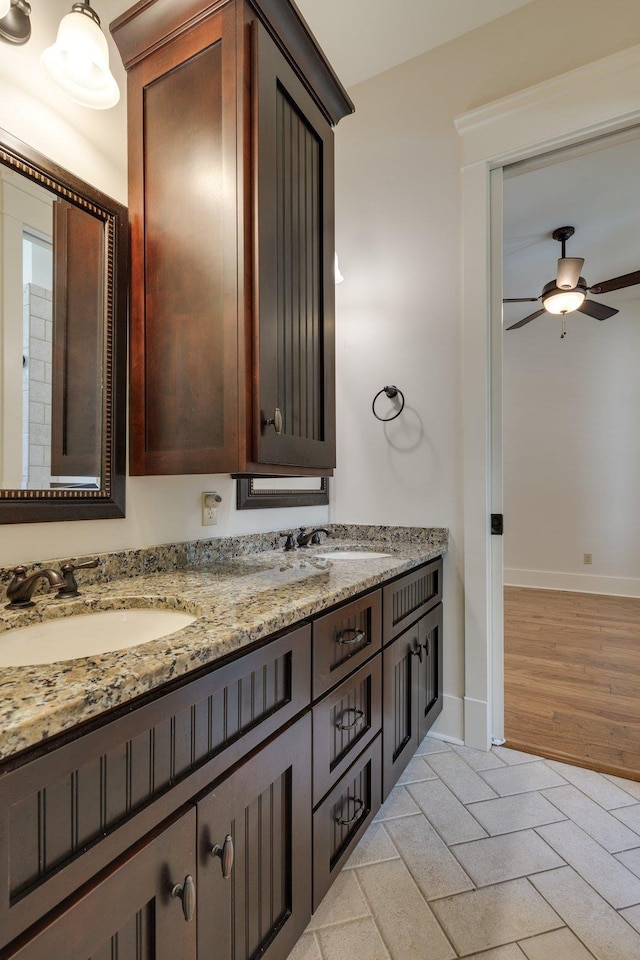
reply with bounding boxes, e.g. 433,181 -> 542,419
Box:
171,874 -> 196,921
263,407 -> 283,435
410,644 -> 423,663
211,834 -> 234,879
336,796 -> 364,826
336,628 -> 365,646
336,708 -> 365,731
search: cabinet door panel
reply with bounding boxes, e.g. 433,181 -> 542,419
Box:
197,715 -> 312,960
4,809 -> 197,960
127,8 -> 239,474
253,21 -> 335,470
382,622 -> 421,799
382,559 -> 442,643
418,604 -> 444,740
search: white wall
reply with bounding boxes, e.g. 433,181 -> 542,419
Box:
332,0 -> 640,740
0,0 -> 328,567
503,306 -> 640,596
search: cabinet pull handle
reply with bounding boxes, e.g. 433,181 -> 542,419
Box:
336,796 -> 364,826
211,834 -> 234,879
421,639 -> 429,657
263,408 -> 283,435
171,875 -> 196,921
336,708 -> 365,731
336,628 -> 365,646
410,644 -> 423,663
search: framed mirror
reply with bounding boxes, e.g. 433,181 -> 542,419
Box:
0,128 -> 127,523
236,476 -> 329,510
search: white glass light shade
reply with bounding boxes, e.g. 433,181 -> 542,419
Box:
41,7 -> 120,109
334,252 -> 344,284
543,289 -> 586,315
0,1 -> 11,21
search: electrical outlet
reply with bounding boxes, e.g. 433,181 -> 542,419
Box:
583,553 -> 593,565
202,492 -> 220,526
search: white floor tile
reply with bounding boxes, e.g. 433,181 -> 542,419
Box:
467,792 -> 566,836
619,905 -> 640,934
545,761 -> 639,810
429,877 -> 562,955
407,778 -> 488,845
537,820 -> 640,909
415,735 -> 453,756
480,761 -> 567,797
385,813 -> 474,900
306,870 -> 370,931
531,866 -> 640,960
451,743 -> 507,772
356,859 -> 456,960
541,785 -> 640,853
450,829 -> 564,886
611,803 -> 640,836
518,927 -> 596,959
285,932 -> 323,960
374,784 -> 421,821
603,776 -> 640,802
343,821 -> 399,869
462,947 -> 528,960
425,751 -> 499,803
491,746 -> 542,765
316,917 -> 390,960
397,755 -> 438,785
615,847 -> 640,879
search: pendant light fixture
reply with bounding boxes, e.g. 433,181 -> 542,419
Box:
41,1 -> 120,110
0,1 -> 31,45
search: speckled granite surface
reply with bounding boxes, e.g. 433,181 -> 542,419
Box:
0,525 -> 447,762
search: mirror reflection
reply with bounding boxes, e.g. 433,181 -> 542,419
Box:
1,166 -> 104,491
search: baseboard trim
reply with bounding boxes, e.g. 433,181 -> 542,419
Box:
504,568 -> 640,598
430,694 -> 464,744
463,695 -> 491,751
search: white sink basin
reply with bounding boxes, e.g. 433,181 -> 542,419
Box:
316,551 -> 392,560
0,608 -> 197,667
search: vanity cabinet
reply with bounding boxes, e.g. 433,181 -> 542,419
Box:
381,559 -> 444,798
110,0 -> 352,477
0,556 -> 444,960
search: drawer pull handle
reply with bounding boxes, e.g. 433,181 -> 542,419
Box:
421,639 -> 430,657
211,834 -> 234,879
336,708 -> 365,731
336,796 -> 365,826
171,875 -> 196,921
264,407 -> 283,435
336,628 -> 365,646
410,644 -> 423,663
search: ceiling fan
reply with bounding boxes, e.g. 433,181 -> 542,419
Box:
504,225 -> 640,331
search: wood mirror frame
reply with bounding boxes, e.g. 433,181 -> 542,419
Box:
0,128 -> 127,524
236,476 -> 329,509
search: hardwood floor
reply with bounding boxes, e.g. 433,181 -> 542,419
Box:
504,586 -> 640,781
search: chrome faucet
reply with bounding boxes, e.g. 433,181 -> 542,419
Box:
5,566 -> 65,609
296,527 -> 331,548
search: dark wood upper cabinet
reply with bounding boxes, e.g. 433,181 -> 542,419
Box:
110,0 -> 353,477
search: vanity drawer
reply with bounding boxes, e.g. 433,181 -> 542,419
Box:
312,590 -> 381,697
312,656 -> 382,806
383,558 -> 442,643
0,622 -> 311,951
312,735 -> 381,909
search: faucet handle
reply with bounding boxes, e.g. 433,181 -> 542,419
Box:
58,558 -> 100,598
280,534 -> 297,552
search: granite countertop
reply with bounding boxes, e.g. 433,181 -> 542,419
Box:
0,524 -> 447,762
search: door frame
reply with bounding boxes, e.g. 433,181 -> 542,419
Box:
456,42 -> 640,750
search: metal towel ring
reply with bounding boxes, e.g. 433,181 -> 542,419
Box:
372,385 -> 405,422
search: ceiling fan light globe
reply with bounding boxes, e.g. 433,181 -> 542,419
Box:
543,288 -> 586,315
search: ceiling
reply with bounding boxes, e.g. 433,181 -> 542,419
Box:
106,0 -> 537,89
503,133 -> 640,332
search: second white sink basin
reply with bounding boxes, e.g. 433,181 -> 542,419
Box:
317,551 -> 392,560
0,608 -> 197,667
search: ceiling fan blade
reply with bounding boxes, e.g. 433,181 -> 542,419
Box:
506,308 -> 546,330
577,299 -> 619,321
503,297 -> 539,303
556,257 -> 584,290
590,270 -> 640,294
